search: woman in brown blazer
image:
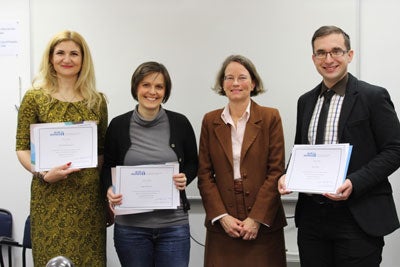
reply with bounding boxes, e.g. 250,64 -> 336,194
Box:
198,55 -> 287,267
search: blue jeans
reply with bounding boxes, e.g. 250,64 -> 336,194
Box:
114,223 -> 190,267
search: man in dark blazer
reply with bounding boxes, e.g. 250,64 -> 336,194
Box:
279,25 -> 400,267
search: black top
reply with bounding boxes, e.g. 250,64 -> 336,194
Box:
101,109 -> 199,211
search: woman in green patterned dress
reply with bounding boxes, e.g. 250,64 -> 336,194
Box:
15,30 -> 108,266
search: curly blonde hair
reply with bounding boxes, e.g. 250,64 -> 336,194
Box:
32,30 -> 104,112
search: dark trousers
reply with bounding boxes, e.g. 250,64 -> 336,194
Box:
297,196 -> 384,267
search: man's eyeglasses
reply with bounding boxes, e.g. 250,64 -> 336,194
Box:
314,48 -> 348,59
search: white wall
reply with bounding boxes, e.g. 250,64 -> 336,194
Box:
0,0 -> 32,265
1,0 -> 400,266
359,1 -> 400,266
29,0 -> 359,200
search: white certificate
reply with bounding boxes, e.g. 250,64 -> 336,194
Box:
30,121 -> 98,171
114,163 -> 180,214
285,144 -> 352,194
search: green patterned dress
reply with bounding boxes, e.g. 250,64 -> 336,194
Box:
16,89 -> 108,266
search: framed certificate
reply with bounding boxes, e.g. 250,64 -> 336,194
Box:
285,144 -> 352,194
114,163 -> 180,214
30,121 -> 98,171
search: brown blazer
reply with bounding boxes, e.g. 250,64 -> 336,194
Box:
198,100 -> 287,233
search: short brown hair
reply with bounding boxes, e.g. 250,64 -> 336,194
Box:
312,25 -> 351,51
213,55 -> 265,96
131,61 -> 172,103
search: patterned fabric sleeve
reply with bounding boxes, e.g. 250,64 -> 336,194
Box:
16,90 -> 40,150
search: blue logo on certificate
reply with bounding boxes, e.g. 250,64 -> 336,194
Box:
304,152 -> 316,157
132,170 -> 146,175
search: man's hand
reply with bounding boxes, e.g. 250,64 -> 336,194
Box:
324,178 -> 353,201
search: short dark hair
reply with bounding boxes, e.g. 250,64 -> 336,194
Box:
213,54 -> 265,96
312,25 -> 351,51
131,61 -> 172,103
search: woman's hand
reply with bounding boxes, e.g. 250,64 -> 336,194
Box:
278,174 -> 292,195
42,162 -> 80,183
173,173 -> 187,191
107,186 -> 123,211
219,215 -> 244,238
240,217 -> 260,241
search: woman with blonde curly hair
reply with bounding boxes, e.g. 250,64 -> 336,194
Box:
16,30 -> 108,266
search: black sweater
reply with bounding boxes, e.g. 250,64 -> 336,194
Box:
101,109 -> 199,211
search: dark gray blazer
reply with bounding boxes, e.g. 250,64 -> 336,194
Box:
295,73 -> 400,237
